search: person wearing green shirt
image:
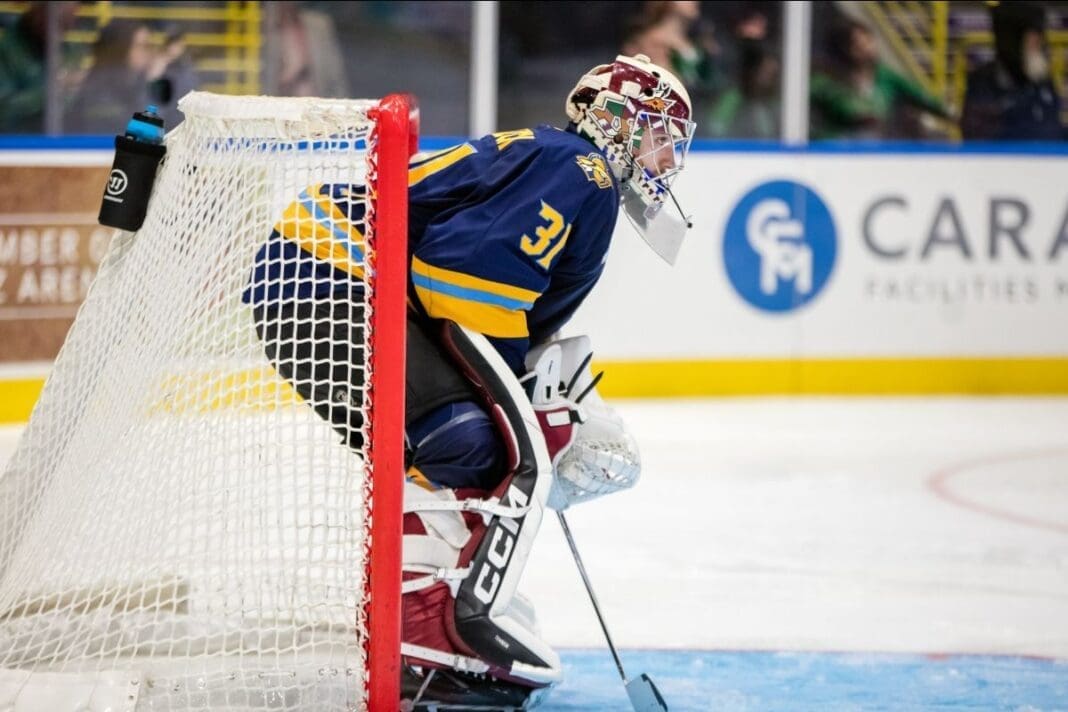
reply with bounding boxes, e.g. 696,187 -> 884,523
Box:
0,4 -> 50,133
0,2 -> 79,134
810,17 -> 952,140
709,38 -> 780,139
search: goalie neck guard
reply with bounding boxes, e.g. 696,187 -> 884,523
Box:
566,54 -> 696,265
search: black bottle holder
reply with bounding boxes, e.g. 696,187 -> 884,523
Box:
98,135 -> 167,232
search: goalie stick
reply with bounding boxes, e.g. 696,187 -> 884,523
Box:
556,511 -> 669,712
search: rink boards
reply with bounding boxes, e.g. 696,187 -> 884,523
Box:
2,141 -> 1068,409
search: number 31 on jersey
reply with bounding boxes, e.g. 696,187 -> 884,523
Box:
520,201 -> 572,270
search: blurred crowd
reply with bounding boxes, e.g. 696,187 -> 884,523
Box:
0,0 -> 1065,141
960,1 -> 1064,140
0,2 -> 196,132
0,1 -> 354,134
623,0 -> 1065,141
623,1 -> 782,139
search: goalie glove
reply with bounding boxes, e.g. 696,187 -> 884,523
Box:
524,336 -> 641,510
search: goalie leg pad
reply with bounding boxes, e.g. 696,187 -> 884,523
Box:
401,484 -> 558,690
400,321 -> 561,691
439,321 -> 559,683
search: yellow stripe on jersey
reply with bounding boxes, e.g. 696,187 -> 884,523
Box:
411,256 -> 539,305
275,184 -> 365,279
406,466 -> 438,492
408,143 -> 476,186
411,255 -> 538,338
492,129 -> 534,151
413,285 -> 529,338
410,144 -> 463,166
312,192 -> 365,242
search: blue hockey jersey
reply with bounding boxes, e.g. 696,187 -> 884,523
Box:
243,125 -> 621,372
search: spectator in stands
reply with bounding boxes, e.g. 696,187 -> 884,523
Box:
961,1 -> 1065,141
65,21 -> 157,133
810,17 -> 952,140
271,2 -> 349,98
709,37 -> 780,139
0,1 -> 79,133
146,25 -> 198,129
718,3 -> 773,86
623,1 -> 722,103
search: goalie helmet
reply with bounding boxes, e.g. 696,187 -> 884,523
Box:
566,54 -> 696,265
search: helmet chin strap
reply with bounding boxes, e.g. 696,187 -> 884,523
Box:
665,184 -> 693,229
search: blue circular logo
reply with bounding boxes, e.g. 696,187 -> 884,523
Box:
723,180 -> 837,313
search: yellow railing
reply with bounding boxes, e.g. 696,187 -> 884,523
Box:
0,1 -> 261,95
862,1 -> 949,98
864,1 -> 1068,133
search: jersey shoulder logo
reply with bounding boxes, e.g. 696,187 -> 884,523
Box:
575,152 -> 612,190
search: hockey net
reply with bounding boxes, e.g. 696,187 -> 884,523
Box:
0,93 -> 413,711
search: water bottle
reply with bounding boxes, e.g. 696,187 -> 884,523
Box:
98,105 -> 167,231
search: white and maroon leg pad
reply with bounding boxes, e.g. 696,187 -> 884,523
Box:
400,484 -> 485,675
400,484 -> 555,685
400,321 -> 560,687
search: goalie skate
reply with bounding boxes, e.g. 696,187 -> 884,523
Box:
401,664 -> 552,711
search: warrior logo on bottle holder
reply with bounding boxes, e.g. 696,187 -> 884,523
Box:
104,169 -> 129,202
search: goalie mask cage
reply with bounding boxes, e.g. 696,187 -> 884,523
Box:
0,93 -> 413,711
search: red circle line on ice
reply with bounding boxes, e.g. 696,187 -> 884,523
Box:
926,448 -> 1068,536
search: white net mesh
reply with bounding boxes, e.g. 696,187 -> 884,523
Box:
0,93 -> 387,711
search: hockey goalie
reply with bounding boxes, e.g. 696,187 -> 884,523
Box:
243,54 -> 695,709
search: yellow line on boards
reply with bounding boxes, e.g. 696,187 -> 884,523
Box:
0,379 -> 45,423
1,358 -> 1067,425
593,358 -> 1068,397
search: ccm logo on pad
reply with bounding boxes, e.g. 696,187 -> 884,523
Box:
473,484 -> 530,604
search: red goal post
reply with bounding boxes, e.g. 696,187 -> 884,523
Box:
366,92 -> 417,710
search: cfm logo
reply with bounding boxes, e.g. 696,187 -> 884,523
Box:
723,180 -> 837,313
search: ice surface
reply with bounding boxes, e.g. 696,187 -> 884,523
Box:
520,398 -> 1068,658
3,397 -> 1066,709
550,649 -> 1068,711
